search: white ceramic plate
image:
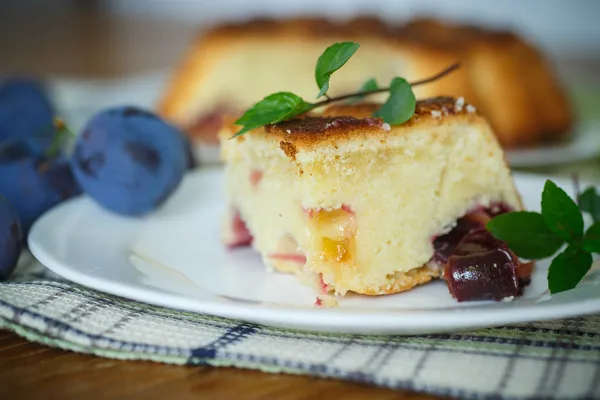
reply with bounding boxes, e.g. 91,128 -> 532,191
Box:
28,168 -> 600,335
506,118 -> 600,167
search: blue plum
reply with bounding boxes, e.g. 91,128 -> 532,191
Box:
0,195 -> 22,280
70,106 -> 188,216
0,137 -> 82,238
0,78 -> 54,143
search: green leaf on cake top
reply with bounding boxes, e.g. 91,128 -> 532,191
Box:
373,78 -> 416,125
315,42 -> 360,99
232,41 -> 460,137
233,93 -> 312,138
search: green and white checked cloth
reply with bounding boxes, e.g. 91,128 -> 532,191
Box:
1,258 -> 599,400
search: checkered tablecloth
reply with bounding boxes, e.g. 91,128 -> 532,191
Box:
1,257 -> 599,400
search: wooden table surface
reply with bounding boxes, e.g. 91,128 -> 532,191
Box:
0,9 -> 444,400
0,332 -> 442,400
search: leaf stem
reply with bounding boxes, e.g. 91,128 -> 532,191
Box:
312,62 -> 460,108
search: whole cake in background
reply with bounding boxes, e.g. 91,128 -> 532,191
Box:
158,16 -> 573,163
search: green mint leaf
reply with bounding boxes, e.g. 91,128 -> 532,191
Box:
486,211 -> 564,259
347,78 -> 379,104
372,77 -> 416,125
547,244 -> 593,294
315,42 -> 360,99
233,92 -> 313,137
579,187 -> 600,223
582,222 -> 600,253
541,180 -> 584,241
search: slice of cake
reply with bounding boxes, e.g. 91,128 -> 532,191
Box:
219,97 -> 525,297
160,16 -> 572,163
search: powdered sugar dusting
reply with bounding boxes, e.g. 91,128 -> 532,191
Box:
455,97 -> 465,112
431,110 -> 442,119
382,123 -> 391,132
466,104 -> 477,113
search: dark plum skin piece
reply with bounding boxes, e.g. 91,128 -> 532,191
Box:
70,106 -> 187,216
446,248 -> 519,302
0,78 -> 54,143
0,137 -> 82,238
445,228 -> 520,302
432,205 -> 529,302
0,195 -> 23,280
433,209 -> 492,264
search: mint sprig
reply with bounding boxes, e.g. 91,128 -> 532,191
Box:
233,42 -> 460,137
487,211 -> 563,259
541,180 -> 584,241
487,180 -> 597,294
232,93 -> 312,138
548,245 -> 592,294
579,187 -> 600,223
373,78 -> 416,125
315,42 -> 360,99
347,78 -> 379,104
582,222 -> 600,254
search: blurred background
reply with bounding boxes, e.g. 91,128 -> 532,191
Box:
1,0 -> 599,175
2,0 -> 600,76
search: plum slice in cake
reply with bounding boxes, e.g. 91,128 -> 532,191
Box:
219,97 -> 529,300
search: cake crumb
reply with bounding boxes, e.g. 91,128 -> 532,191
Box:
431,110 -> 442,119
314,295 -> 338,308
466,104 -> 477,113
454,97 -> 465,112
501,296 -> 515,302
279,141 -> 298,160
286,129 -> 291,134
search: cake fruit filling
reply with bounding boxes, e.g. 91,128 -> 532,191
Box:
226,203 -> 530,302
433,205 -> 532,302
306,205 -> 356,264
225,209 -> 253,248
305,206 -> 357,290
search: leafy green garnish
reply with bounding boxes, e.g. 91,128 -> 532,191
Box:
547,244 -> 592,294
232,42 -> 460,137
315,42 -> 360,99
348,78 -> 379,104
582,222 -> 600,254
487,179 -> 597,294
579,187 -> 600,223
233,92 -> 313,137
486,212 -> 563,259
373,78 -> 416,125
541,180 -> 584,241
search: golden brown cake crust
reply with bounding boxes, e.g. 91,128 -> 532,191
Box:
160,16 -> 573,149
223,97 -> 482,152
364,264 -> 444,295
